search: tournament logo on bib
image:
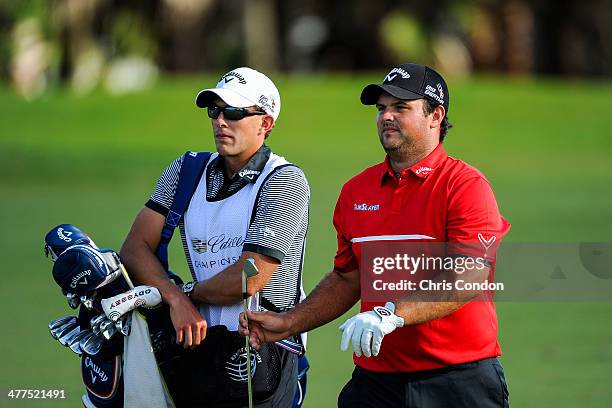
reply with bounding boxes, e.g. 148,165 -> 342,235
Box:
225,347 -> 261,382
191,238 -> 207,253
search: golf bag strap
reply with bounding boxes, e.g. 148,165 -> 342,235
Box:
249,163 -> 306,357
276,338 -> 304,356
155,151 -> 211,272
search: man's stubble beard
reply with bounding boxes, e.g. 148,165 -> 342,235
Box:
380,132 -> 415,161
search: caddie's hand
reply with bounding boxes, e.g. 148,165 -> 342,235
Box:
167,293 -> 207,349
339,302 -> 404,358
239,310 -> 292,350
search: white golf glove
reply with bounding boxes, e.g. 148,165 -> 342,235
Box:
101,285 -> 162,321
339,302 -> 404,358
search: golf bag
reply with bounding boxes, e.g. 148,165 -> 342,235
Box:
45,224 -> 130,408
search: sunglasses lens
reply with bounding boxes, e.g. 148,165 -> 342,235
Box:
207,106 -> 220,119
207,106 -> 257,120
223,107 -> 245,120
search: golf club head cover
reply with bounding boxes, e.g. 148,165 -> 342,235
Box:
53,245 -> 122,296
101,286 -> 162,322
45,224 -> 96,261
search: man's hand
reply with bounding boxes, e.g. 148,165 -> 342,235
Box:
239,310 -> 292,350
167,291 -> 207,349
339,302 -> 404,358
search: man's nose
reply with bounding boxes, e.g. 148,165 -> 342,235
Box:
379,108 -> 394,122
214,112 -> 228,126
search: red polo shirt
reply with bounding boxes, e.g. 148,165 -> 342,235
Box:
333,144 -> 510,372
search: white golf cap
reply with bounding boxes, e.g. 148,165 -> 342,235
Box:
195,67 -> 281,121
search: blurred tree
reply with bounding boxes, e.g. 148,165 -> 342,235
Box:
277,0 -> 396,70
159,0 -> 215,72
53,0 -> 107,93
532,0 -> 612,77
244,0 -> 279,71
3,0 -> 612,94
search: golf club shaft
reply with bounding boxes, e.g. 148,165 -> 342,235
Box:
244,296 -> 253,408
241,259 -> 259,408
119,263 -> 135,289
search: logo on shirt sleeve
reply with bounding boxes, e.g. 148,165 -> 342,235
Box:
260,227 -> 276,238
477,233 -> 496,250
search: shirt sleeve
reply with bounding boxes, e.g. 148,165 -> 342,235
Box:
145,156 -> 183,216
446,175 -> 511,261
243,166 -> 310,263
333,185 -> 359,273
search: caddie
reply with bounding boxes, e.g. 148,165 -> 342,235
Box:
121,67 -> 310,407
240,63 -> 511,407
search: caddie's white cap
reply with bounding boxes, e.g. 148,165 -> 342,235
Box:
195,67 -> 281,121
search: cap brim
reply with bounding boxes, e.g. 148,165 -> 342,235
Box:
195,88 -> 256,108
360,84 -> 423,105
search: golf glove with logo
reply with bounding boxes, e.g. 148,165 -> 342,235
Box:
339,302 -> 404,358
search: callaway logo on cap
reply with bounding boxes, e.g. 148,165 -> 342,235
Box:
195,67 -> 281,120
360,63 -> 450,113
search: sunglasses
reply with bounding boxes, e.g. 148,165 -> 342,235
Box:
207,105 -> 266,121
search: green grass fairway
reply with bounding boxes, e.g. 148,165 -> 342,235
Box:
1,74 -> 611,407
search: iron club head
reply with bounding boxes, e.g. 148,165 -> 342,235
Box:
90,314 -> 106,328
80,333 -> 105,356
244,258 -> 259,278
69,330 -> 92,355
100,319 -> 116,340
78,332 -> 95,353
241,258 -> 259,298
58,325 -> 81,346
51,319 -> 78,340
66,292 -> 80,309
79,292 -> 96,310
49,316 -> 76,332
90,315 -> 107,336
114,316 -> 131,336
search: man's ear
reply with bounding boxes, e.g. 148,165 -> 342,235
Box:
430,105 -> 446,129
260,115 -> 275,134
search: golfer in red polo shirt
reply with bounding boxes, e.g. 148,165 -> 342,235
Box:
240,63 -> 511,407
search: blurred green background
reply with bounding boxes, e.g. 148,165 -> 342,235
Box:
1,74 -> 611,407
